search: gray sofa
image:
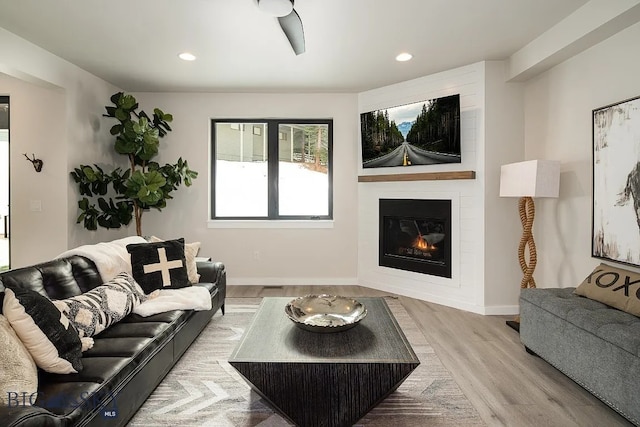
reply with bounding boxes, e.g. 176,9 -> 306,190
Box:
520,287 -> 640,426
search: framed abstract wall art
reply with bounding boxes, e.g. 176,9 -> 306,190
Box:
593,95 -> 640,267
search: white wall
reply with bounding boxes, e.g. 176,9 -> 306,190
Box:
483,61 -> 526,308
524,21 -> 640,287
130,92 -> 359,285
0,26 -> 359,282
0,28 -> 123,266
0,74 -> 66,266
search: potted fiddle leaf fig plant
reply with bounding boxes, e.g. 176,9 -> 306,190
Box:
71,92 -> 197,236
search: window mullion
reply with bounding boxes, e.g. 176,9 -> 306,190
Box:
267,121 -> 279,218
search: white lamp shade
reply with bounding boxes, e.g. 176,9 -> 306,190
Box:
499,160 -> 560,198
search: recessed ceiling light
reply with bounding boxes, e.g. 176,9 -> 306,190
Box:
395,52 -> 413,62
178,52 -> 196,61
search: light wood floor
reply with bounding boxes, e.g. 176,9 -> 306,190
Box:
227,285 -> 633,427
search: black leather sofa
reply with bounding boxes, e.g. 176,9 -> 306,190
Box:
0,255 -> 226,427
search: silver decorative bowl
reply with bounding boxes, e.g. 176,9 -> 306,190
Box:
284,294 -> 367,333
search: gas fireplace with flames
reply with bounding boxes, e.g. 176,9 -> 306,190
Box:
379,199 -> 452,278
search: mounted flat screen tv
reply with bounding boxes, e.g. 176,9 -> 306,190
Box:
360,94 -> 461,168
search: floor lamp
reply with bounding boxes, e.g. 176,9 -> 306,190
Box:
499,160 -> 560,331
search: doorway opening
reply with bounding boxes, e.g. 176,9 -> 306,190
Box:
0,96 -> 9,271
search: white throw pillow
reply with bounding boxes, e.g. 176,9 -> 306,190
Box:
0,314 -> 38,406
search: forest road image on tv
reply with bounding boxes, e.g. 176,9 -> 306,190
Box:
360,94 -> 461,168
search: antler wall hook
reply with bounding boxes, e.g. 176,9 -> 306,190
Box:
23,153 -> 43,172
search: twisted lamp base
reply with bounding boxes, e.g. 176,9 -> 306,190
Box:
518,196 -> 537,289
508,196 -> 537,332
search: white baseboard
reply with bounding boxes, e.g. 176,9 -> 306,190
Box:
228,277 -> 359,286
481,305 -> 520,316
363,280 -> 482,314
363,280 -> 520,315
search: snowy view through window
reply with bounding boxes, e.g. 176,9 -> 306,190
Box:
213,122 -> 331,218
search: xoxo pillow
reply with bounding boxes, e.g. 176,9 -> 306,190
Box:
575,263 -> 640,316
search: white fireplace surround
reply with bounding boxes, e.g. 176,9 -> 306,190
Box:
357,61 -> 522,315
359,189 -> 466,300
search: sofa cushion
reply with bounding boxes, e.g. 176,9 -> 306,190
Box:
40,356 -> 132,386
83,337 -> 153,358
127,238 -> 190,293
37,357 -> 131,419
52,272 -> 147,338
33,381 -> 103,420
3,287 -> 83,374
97,321 -> 172,340
121,309 -> 188,325
150,236 -> 201,283
575,262 -> 640,317
522,287 -> 640,357
0,314 -> 38,406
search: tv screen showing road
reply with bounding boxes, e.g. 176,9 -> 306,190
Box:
360,94 -> 461,168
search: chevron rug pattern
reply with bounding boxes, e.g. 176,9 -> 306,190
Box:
128,297 -> 484,426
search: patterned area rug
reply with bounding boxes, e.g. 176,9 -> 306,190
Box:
128,297 -> 484,426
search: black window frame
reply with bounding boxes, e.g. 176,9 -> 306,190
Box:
211,118 -> 333,220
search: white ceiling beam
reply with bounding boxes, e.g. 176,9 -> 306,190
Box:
507,0 -> 640,82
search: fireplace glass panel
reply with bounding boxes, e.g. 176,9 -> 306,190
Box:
383,217 -> 446,264
379,199 -> 452,278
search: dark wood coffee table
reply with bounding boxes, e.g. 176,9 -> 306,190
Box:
228,297 -> 420,427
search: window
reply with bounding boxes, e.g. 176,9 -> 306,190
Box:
211,119 -> 333,220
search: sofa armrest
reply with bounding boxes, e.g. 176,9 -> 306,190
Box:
197,260 -> 226,313
196,260 -> 224,284
0,405 -> 62,427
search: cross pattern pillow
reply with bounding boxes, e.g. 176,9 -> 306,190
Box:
149,236 -> 201,284
574,262 -> 640,316
2,287 -> 83,374
52,272 -> 147,338
127,238 -> 190,294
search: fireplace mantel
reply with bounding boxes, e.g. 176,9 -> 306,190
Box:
358,171 -> 475,182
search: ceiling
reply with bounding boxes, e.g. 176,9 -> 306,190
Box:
0,0 -> 589,93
